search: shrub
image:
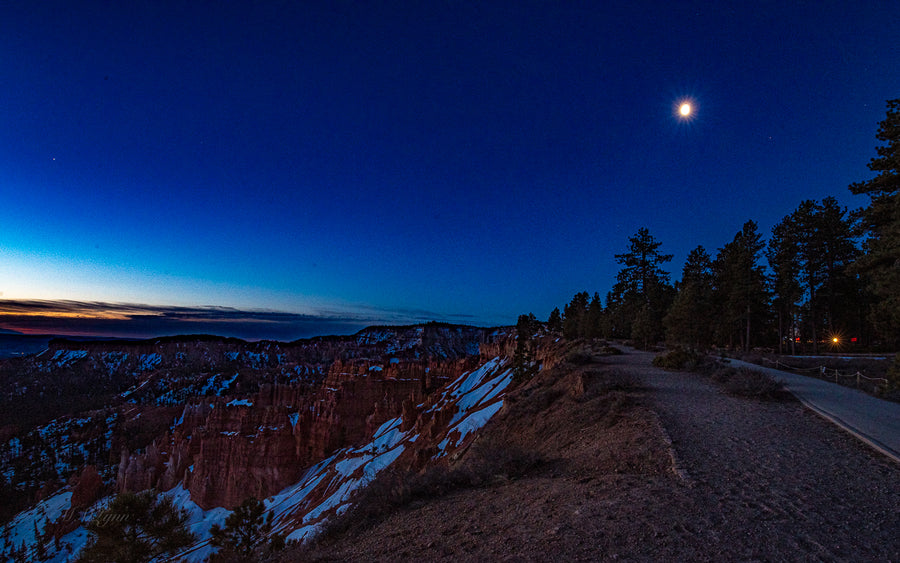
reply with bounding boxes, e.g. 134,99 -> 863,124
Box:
710,366 -> 738,384
563,341 -> 622,365
716,367 -> 784,399
565,348 -> 595,365
508,385 -> 565,416
581,368 -> 641,394
652,347 -> 704,370
456,436 -> 542,485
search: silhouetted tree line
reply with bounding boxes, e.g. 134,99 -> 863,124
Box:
545,98 -> 900,353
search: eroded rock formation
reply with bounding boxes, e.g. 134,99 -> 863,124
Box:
112,326 -> 502,510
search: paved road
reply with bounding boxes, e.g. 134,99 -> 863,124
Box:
727,357 -> 900,463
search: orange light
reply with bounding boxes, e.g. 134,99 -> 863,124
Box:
832,337 -> 839,343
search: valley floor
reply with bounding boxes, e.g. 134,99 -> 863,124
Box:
293,347 -> 900,561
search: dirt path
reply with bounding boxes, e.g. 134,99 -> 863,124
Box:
621,349 -> 900,561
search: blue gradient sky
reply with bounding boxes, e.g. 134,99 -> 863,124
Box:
2,2 -> 899,339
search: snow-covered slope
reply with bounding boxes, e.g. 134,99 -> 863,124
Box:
270,357 -> 513,544
0,355 -> 514,562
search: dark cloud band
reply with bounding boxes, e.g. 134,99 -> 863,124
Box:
0,299 -> 477,341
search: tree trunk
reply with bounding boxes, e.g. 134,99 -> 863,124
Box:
745,304 -> 751,352
811,316 -> 817,355
777,311 -> 783,354
790,312 -> 796,355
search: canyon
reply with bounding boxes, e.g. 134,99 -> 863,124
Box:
0,323 -> 512,561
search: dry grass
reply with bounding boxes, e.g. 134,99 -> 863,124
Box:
285,356 -> 669,562
709,366 -> 787,400
294,437 -> 545,560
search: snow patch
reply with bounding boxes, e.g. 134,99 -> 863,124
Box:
163,485 -> 231,562
50,350 -> 88,367
138,353 -> 162,371
226,399 -> 253,407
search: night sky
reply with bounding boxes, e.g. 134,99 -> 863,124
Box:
2,2 -> 899,339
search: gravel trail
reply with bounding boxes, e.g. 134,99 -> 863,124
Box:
620,349 -> 900,561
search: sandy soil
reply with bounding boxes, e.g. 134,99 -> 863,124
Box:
288,348 -> 900,562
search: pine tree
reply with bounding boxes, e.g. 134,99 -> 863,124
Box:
584,293 -> 605,338
777,199 -> 861,353
78,491 -> 195,563
547,307 -> 562,333
608,227 -> 674,345
33,520 -> 46,561
849,98 -> 900,346
562,292 -> 589,339
811,197 -> 862,339
664,246 -> 714,349
767,216 -> 804,354
1,523 -> 11,556
512,314 -> 539,381
603,290 -> 621,338
209,497 -> 282,561
631,304 -> 657,350
793,201 -> 825,351
613,227 -> 673,300
14,541 -> 26,563
712,221 -> 769,351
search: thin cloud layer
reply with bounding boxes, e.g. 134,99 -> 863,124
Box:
0,299 -> 478,341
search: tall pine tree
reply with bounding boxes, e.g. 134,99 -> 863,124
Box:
584,292 -> 605,338
812,197 -> 862,339
712,221 -> 769,351
562,292 -> 590,339
776,199 -> 861,353
768,215 -> 804,354
547,307 -> 562,333
513,313 -> 539,381
664,246 -> 714,350
608,228 -> 674,346
849,98 -> 900,347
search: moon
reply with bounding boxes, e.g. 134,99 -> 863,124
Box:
673,98 -> 697,122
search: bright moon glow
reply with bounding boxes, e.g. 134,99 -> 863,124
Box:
674,98 -> 696,121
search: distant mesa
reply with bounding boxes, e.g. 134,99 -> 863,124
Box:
0,328 -> 24,335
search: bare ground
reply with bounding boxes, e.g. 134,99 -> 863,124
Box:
288,349 -> 900,562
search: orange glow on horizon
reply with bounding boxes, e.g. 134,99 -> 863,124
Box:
0,300 -> 165,322
0,310 -> 133,320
